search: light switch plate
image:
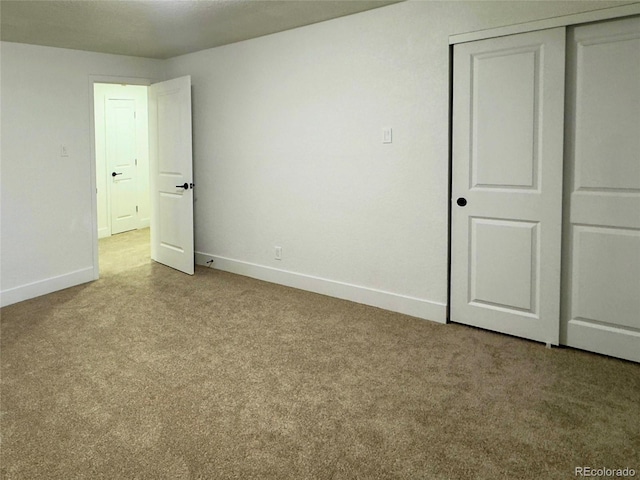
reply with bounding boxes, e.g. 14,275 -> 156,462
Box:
382,127 -> 392,144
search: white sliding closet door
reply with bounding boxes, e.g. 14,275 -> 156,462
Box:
562,17 -> 640,363
451,28 -> 566,344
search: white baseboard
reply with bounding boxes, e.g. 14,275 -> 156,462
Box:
0,267 -> 96,308
195,252 -> 446,323
98,227 -> 110,239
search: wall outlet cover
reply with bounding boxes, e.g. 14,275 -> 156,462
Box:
382,127 -> 392,144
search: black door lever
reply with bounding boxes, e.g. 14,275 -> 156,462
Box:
112,172 -> 122,177
176,183 -> 189,189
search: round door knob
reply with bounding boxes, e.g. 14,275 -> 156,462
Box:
456,197 -> 467,207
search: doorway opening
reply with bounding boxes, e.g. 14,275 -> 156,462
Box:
93,82 -> 150,274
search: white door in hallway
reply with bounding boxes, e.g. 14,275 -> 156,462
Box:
107,98 -> 138,235
148,76 -> 194,275
451,28 -> 566,344
562,17 -> 640,363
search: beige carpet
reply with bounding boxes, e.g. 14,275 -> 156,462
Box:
1,228 -> 639,479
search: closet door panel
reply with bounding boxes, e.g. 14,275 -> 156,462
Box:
562,16 -> 640,362
451,28 -> 566,344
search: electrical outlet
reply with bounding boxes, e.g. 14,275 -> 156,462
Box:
275,246 -> 282,260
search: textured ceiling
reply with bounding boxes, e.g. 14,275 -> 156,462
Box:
0,0 -> 402,59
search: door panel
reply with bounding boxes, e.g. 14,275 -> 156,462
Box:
470,218 -> 537,313
572,26 -> 640,191
572,227 -> 640,331
159,193 -> 187,252
562,17 -> 640,362
149,76 -> 194,275
107,99 -> 137,235
451,28 -> 566,345
473,50 -> 537,189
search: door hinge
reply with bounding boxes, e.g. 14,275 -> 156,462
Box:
136,206 -> 138,213
135,158 -> 137,166
134,111 -> 136,119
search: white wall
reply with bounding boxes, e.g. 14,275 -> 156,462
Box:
94,83 -> 150,238
0,42 -> 164,306
165,0 -> 628,322
0,1 -> 630,312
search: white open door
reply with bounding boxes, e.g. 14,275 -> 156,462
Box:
148,76 -> 194,275
451,28 -> 566,344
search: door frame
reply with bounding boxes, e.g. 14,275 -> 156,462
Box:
88,75 -> 154,281
448,3 -> 640,45
97,86 -> 150,238
446,3 -> 640,323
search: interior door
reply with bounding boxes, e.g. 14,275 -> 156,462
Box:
451,28 -> 566,344
148,76 -> 194,275
107,98 -> 138,235
562,17 -> 640,362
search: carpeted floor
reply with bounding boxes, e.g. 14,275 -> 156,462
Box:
1,228 -> 639,479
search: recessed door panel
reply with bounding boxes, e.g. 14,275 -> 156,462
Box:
470,218 -> 537,313
572,227 -> 640,331
159,192 -> 186,253
473,50 -> 538,190
574,34 -> 640,192
158,91 -> 183,175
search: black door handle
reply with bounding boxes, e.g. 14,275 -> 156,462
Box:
176,183 -> 189,189
456,197 -> 467,207
112,172 -> 122,177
